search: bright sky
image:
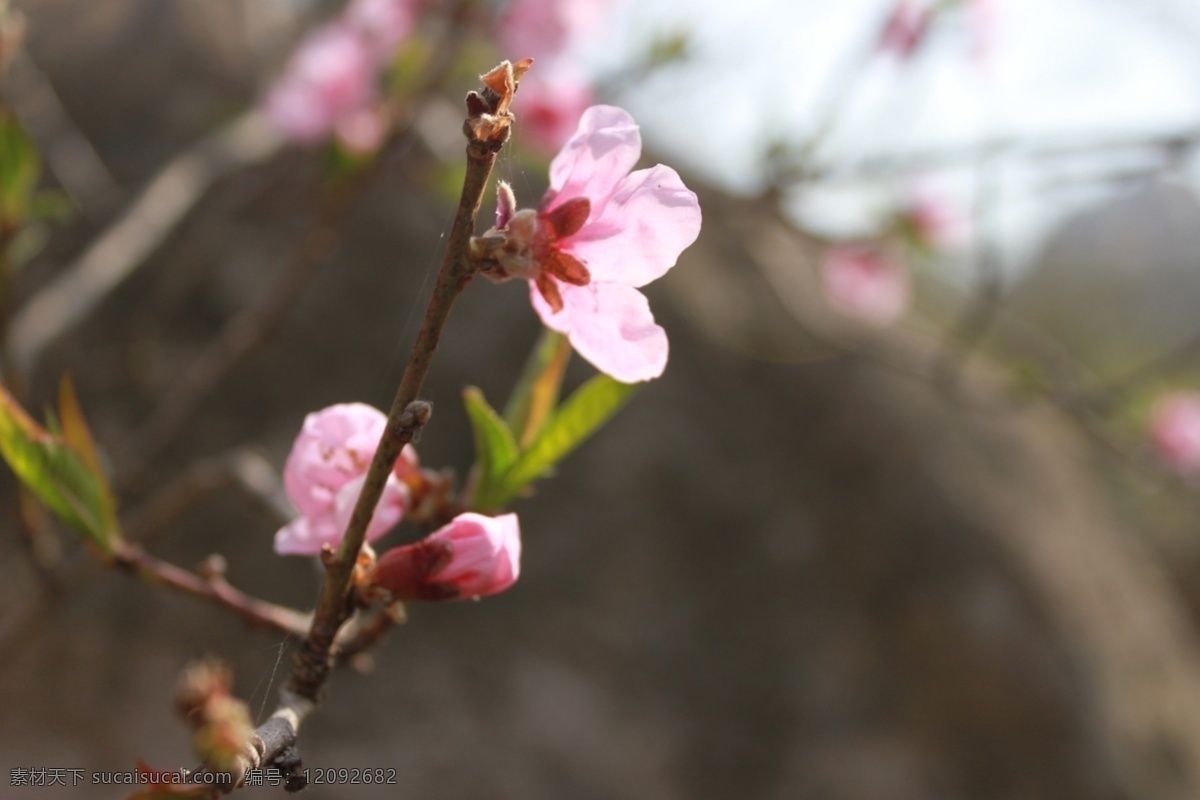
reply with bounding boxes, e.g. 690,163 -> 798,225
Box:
584,0 -> 1200,272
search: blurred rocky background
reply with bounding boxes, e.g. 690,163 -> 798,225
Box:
6,2 -> 1200,800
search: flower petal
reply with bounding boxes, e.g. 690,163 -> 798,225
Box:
274,515 -> 341,556
433,512 -> 521,597
333,473 -> 409,544
560,164 -> 701,287
531,281 -> 668,382
544,106 -> 640,215
282,403 -> 387,517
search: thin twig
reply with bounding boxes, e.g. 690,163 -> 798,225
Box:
114,543 -> 310,637
333,602 -> 406,666
288,78 -> 512,702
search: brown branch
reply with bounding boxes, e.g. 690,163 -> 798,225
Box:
287,70 -> 515,703
114,543 -> 310,638
186,688 -> 315,796
333,602 -> 406,667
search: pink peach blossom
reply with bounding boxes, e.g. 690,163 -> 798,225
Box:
512,69 -> 594,152
821,245 -> 910,325
344,0 -> 417,61
1151,393 -> 1200,477
275,403 -> 417,555
367,512 -> 521,600
264,23 -> 377,145
498,0 -> 610,62
485,105 -> 701,382
877,0 -> 933,60
899,188 -> 969,252
334,105 -> 388,155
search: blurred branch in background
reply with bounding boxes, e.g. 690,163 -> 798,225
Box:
8,109 -> 282,379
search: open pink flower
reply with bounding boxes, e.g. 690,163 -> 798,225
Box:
1151,393 -> 1200,477
480,105 -> 702,382
821,245 -> 910,325
265,24 -> 377,145
275,403 -> 417,556
367,512 -> 521,600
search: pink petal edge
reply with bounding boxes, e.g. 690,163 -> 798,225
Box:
531,281 -> 668,383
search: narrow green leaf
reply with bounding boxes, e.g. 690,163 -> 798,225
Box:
503,329 -> 571,447
58,376 -> 103,475
0,112 -> 40,224
58,376 -> 119,534
479,375 -> 638,509
463,386 -> 519,507
0,383 -> 120,554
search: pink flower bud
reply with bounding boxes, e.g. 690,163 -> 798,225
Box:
1151,392 -> 1200,477
275,403 -> 417,555
820,244 -> 910,325
368,512 -> 521,600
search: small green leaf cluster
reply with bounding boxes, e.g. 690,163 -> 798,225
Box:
464,330 -> 638,512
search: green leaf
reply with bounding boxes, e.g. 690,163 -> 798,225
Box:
463,386 -> 519,508
476,374 -> 638,510
0,112 -> 40,225
58,376 -> 108,487
0,382 -> 121,554
503,330 -> 571,447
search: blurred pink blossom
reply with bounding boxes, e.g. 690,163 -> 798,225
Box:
265,24 -> 378,145
821,245 -> 910,325
367,512 -> 522,600
485,106 -> 702,382
334,105 -> 388,155
899,189 -> 969,252
498,0 -> 609,61
275,403 -> 417,555
877,0 -> 932,60
344,0 -> 417,61
965,0 -> 998,63
1151,393 -> 1200,477
512,69 -> 594,151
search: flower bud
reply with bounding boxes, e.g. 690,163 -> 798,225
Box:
367,512 -> 521,600
175,659 -> 254,774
